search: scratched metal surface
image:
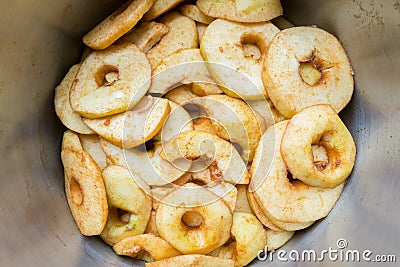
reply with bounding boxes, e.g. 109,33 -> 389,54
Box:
0,0 -> 399,266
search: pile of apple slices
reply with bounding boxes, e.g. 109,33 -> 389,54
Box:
54,0 -> 356,266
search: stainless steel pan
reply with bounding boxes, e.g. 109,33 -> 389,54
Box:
0,0 -> 399,266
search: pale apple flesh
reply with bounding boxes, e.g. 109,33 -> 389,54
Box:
100,138 -> 190,187
83,96 -> 170,148
160,131 -> 250,184
100,165 -> 152,246
149,49 -> 217,95
187,94 -> 266,162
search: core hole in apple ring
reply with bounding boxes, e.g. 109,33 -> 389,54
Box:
262,27 -> 353,118
311,144 -> 329,171
280,105 -> 356,188
69,176 -> 83,206
181,210 -> 204,228
117,209 -> 131,224
299,62 -> 322,86
95,65 -> 119,87
240,33 -> 267,62
298,50 -> 335,87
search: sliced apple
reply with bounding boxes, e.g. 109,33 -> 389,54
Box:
206,182 -> 238,213
188,94 -> 266,162
146,12 -> 197,69
193,117 -> 216,135
247,190 -> 314,231
100,165 -> 152,246
54,64 -> 94,134
197,0 -> 282,23
178,5 -> 215,24
83,96 -> 170,148
83,0 -> 155,50
116,21 -> 169,53
165,84 -> 200,106
70,43 -> 151,119
201,19 -> 280,100
191,82 -> 223,96
250,120 -> 344,223
208,242 -> 236,260
79,134 -> 107,170
172,172 -> 193,186
153,101 -> 194,143
265,229 -> 295,251
149,49 -> 216,95
190,164 -> 214,184
61,130 -> 83,151
196,22 -> 207,45
151,186 -> 175,210
246,190 -> 282,231
143,0 -> 186,21
146,255 -> 235,267
113,234 -> 181,261
234,185 -> 252,214
231,212 -> 267,266
155,183 -> 233,254
100,138 -> 189,186
61,130 -> 108,236
160,131 -> 249,184
247,99 -> 286,129
144,210 -> 159,236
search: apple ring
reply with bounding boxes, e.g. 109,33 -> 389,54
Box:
100,165 -> 152,246
201,19 -> 280,100
144,211 -> 159,236
165,85 -> 200,106
116,21 -> 169,53
82,96 -> 170,148
250,120 -> 344,223
100,138 -> 189,187
155,183 -> 232,254
193,117 -> 216,135
281,105 -> 356,188
188,94 -> 267,162
265,229 -> 294,251
262,26 -> 354,118
234,185 -> 252,214
70,43 -> 151,119
231,212 -> 267,266
143,0 -> 186,21
146,12 -> 197,69
61,131 -> 108,236
79,134 -> 107,170
153,100 -> 194,143
197,0 -> 283,23
247,190 -> 314,232
113,234 -> 181,262
178,5 -> 215,24
54,64 -> 94,134
160,131 -> 250,184
83,0 -> 155,50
